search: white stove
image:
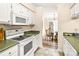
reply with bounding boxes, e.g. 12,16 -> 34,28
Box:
12,35 -> 34,56
6,29 -> 34,56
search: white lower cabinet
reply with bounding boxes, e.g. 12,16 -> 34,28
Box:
0,45 -> 18,56
33,36 -> 38,52
63,37 -> 78,56
0,34 -> 41,56
33,34 -> 40,52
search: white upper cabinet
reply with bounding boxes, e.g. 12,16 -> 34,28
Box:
0,4 -> 11,24
21,3 -> 36,13
71,4 -> 79,19
26,10 -> 35,25
71,6 -> 75,17
12,3 -> 28,17
19,3 -> 36,25
74,4 -> 79,16
0,3 -> 35,25
12,3 -> 35,25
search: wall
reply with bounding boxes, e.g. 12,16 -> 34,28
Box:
63,19 -> 79,33
57,4 -> 71,52
32,7 -> 43,32
30,7 -> 43,47
62,4 -> 79,33
57,3 -> 79,53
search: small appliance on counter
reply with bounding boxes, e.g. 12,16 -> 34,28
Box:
0,28 -> 6,41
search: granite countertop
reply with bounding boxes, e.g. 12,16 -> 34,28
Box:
0,40 -> 18,52
64,35 -> 79,54
24,31 -> 40,37
0,31 -> 40,52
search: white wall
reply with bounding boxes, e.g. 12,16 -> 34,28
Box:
32,7 -> 43,32
57,4 -> 71,52
62,19 -> 79,33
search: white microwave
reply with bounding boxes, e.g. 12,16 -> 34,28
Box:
10,13 -> 27,25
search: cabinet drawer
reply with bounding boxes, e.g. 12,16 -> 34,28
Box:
0,45 -> 18,56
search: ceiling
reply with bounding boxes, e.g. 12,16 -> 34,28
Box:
32,3 -> 57,10
32,3 -> 57,7
32,3 -> 74,9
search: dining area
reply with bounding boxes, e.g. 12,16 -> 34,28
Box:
43,27 -> 58,49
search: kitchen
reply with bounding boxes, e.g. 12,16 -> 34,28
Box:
0,3 -> 79,56
0,3 -> 43,56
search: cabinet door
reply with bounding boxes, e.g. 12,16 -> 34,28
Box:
71,4 -> 79,18
12,4 -> 22,16
0,4 -> 11,23
63,38 -> 68,56
26,10 -> 34,25
12,3 -> 27,17
33,36 -> 39,52
12,4 -> 21,14
63,44 -> 68,56
36,34 -> 40,47
63,37 -> 77,56
0,45 -> 18,56
28,18 -> 32,25
74,4 -> 79,16
33,37 -> 37,51
67,41 -> 77,56
38,33 -> 42,47
71,6 -> 75,17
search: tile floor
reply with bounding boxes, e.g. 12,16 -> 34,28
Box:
34,47 -> 59,56
34,39 -> 60,56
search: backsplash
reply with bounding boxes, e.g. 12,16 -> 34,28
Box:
0,24 -> 33,30
0,24 -> 22,30
0,24 -> 34,36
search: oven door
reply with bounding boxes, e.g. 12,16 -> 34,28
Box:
19,38 -> 34,56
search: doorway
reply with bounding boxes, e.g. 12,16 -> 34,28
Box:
42,11 -> 58,49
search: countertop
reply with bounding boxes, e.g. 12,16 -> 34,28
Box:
0,30 -> 40,53
0,40 -> 18,52
24,31 -> 40,37
64,35 -> 79,54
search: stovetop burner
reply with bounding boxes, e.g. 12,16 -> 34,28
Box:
13,36 -> 25,41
